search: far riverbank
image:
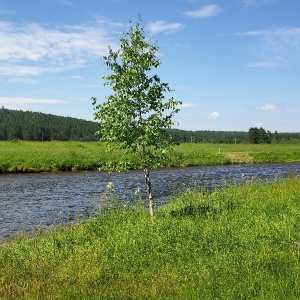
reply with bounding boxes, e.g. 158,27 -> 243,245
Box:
1,141 -> 300,173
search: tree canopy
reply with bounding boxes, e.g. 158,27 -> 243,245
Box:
248,127 -> 272,144
92,19 -> 181,216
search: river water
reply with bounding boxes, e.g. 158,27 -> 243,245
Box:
1,163 -> 300,239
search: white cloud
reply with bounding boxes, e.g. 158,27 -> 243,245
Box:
180,102 -> 197,108
207,111 -> 220,119
240,27 -> 300,65
245,61 -> 279,68
184,4 -> 222,19
241,0 -> 276,7
0,64 -> 74,77
0,97 -> 66,113
8,77 -> 39,84
240,27 -> 300,40
0,21 -> 119,77
0,97 -> 66,105
256,103 -> 277,111
254,122 -> 263,127
59,0 -> 74,6
69,75 -> 85,80
147,21 -> 184,34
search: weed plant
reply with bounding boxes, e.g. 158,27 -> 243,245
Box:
1,177 -> 300,299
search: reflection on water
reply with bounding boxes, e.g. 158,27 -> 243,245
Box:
0,163 -> 299,239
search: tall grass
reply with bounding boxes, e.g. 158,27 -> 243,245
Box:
1,141 -> 300,173
1,177 -> 300,299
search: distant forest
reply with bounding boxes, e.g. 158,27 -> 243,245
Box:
170,128 -> 300,144
0,108 -> 99,141
1,107 -> 300,143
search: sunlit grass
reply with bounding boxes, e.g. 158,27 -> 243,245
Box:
0,141 -> 300,173
1,177 -> 300,299
173,143 -> 300,166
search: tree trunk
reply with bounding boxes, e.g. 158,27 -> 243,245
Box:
144,167 -> 154,217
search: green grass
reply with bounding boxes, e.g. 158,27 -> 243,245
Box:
174,143 -> 300,166
1,177 -> 300,299
0,141 -> 137,173
1,141 -> 300,173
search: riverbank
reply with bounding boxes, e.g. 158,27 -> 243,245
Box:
2,162 -> 300,239
1,177 -> 300,299
1,141 -> 300,173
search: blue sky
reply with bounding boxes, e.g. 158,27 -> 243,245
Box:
0,0 -> 300,132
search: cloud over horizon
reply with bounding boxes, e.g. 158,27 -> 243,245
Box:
0,97 -> 66,105
256,103 -> 277,111
0,97 -> 67,112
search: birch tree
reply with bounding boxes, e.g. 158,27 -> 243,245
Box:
92,19 -> 181,216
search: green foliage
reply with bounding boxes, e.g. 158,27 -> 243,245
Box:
0,108 -> 99,141
92,19 -> 181,172
92,19 -> 181,215
1,177 -> 300,299
248,127 -> 273,144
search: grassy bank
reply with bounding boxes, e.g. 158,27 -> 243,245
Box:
1,177 -> 300,299
1,141 -> 300,173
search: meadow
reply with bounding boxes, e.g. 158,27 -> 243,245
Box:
1,140 -> 300,173
1,177 -> 300,299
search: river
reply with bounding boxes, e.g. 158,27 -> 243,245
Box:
1,163 -> 300,239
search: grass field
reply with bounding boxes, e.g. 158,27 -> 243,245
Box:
1,177 -> 300,299
1,141 -> 300,173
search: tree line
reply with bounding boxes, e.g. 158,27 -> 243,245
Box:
170,128 -> 300,144
170,129 -> 248,144
0,108 -> 99,141
1,108 -> 300,143
247,127 -> 300,144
